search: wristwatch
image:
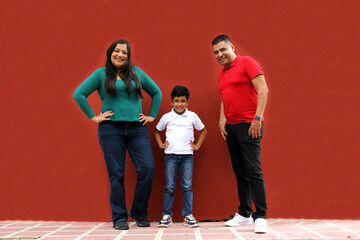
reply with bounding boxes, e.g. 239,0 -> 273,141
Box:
254,115 -> 262,121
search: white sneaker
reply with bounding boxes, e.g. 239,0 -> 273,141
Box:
254,218 -> 268,233
159,215 -> 172,228
225,213 -> 253,226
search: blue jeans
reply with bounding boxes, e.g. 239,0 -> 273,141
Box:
98,121 -> 155,223
163,154 -> 193,217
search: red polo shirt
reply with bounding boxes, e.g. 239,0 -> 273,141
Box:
218,55 -> 264,124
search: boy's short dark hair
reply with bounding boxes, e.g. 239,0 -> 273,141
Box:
171,85 -> 190,100
212,34 -> 232,46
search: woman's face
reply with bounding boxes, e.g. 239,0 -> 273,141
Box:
111,44 -> 128,70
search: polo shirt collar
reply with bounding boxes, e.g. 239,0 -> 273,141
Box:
171,108 -> 189,118
223,55 -> 240,72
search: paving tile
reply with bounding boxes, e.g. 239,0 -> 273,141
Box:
162,233 -> 196,239
121,236 -> 156,240
241,233 -> 280,239
345,226 -> 360,231
126,229 -> 159,234
49,230 -> 88,236
278,231 -> 324,238
41,237 -> 78,240
198,228 -> 233,233
270,226 -> 306,232
39,222 -> 73,227
201,233 -> 238,239
1,219 -> 360,240
319,230 -> 360,238
80,237 -> 118,240
28,227 -> 63,231
0,227 -> 29,232
0,232 -> 13,237
88,230 -> 119,236
10,231 -> 48,237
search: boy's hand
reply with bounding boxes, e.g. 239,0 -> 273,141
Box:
190,141 -> 199,151
160,141 -> 169,149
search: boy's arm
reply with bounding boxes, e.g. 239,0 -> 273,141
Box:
191,127 -> 207,151
154,128 -> 169,149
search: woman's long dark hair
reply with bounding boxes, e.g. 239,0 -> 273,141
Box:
105,39 -> 143,98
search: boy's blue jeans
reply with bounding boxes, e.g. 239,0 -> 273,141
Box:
163,154 -> 193,217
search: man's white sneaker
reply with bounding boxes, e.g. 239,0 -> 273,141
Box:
225,213 -> 253,226
254,218 -> 268,233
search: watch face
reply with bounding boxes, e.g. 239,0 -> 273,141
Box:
255,116 -> 262,120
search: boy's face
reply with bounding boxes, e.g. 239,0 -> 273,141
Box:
171,96 -> 188,115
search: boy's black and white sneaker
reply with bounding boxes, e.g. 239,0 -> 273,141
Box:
183,214 -> 199,228
159,215 -> 172,228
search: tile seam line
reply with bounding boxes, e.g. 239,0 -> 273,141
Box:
113,222 -> 137,240
154,227 -> 164,240
38,223 -> 73,239
2,223 -> 43,238
73,222 -> 105,240
296,224 -> 329,238
228,227 -> 246,240
114,229 -> 128,240
269,227 -> 287,239
194,227 -> 203,240
327,222 -> 359,235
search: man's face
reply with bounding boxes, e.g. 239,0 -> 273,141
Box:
213,41 -> 236,67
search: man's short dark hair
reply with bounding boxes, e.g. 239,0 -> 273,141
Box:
212,34 -> 232,46
171,85 -> 190,100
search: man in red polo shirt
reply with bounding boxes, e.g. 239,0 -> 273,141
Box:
212,35 -> 269,234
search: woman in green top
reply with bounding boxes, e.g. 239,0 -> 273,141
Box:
73,39 -> 162,230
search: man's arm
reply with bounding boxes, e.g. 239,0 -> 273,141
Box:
219,100 -> 228,140
249,74 -> 269,139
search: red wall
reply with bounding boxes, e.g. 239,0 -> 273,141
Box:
1,0 -> 359,221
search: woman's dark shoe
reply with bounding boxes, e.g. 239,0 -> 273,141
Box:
113,221 -> 129,230
128,211 -> 150,227
135,219 -> 150,227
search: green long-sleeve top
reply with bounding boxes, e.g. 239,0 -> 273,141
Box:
73,66 -> 162,121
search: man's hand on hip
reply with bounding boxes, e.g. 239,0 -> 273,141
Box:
219,122 -> 227,140
248,120 -> 262,139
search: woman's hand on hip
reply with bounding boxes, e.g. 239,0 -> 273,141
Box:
139,114 -> 155,125
91,111 -> 113,123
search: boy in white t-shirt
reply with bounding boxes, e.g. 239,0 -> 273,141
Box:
154,85 -> 207,228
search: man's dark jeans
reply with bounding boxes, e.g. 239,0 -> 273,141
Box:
225,122 -> 267,220
98,121 -> 155,223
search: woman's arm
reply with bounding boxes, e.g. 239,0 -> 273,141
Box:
73,68 -> 104,119
135,67 -> 162,119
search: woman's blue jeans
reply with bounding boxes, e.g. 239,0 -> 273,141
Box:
98,121 -> 155,224
163,154 -> 193,217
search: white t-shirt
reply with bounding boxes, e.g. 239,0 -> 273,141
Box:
156,108 -> 205,154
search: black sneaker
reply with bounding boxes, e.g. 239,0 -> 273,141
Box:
113,221 -> 129,230
129,211 -> 150,227
135,219 -> 150,227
